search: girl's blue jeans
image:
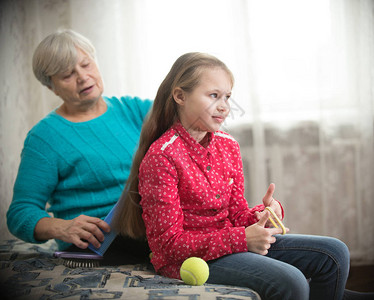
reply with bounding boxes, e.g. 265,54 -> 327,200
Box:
206,234 -> 350,300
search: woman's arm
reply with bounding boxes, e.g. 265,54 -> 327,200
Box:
7,142 -> 58,244
7,137 -> 110,248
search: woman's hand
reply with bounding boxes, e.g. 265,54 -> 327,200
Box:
245,211 -> 283,255
255,183 -> 283,227
34,215 -> 111,249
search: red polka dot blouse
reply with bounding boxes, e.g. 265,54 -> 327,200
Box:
139,122 -> 276,279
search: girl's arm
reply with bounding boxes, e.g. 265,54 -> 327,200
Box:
227,143 -> 266,227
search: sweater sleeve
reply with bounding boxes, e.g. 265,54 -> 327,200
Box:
134,96 -> 152,120
7,134 -> 58,244
139,153 -> 247,269
117,96 -> 152,125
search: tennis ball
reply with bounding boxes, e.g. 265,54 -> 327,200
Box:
180,257 -> 209,286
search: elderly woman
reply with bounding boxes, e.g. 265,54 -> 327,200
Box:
6,29 -> 152,255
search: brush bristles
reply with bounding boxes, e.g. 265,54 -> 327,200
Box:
61,258 -> 101,268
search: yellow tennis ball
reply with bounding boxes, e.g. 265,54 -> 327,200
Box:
180,257 -> 209,286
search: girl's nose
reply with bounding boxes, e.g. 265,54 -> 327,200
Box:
217,105 -> 225,112
218,98 -> 230,112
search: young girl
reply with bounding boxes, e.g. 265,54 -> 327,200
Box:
113,53 -> 352,300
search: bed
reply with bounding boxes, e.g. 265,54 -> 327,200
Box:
0,239 -> 261,299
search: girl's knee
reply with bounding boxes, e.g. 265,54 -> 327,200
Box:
265,266 -> 309,300
325,237 -> 350,269
333,238 -> 350,262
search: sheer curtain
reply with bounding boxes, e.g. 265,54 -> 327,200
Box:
1,0 -> 373,264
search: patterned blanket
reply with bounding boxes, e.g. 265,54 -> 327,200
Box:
0,239 -> 260,300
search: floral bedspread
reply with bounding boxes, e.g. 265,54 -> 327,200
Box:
0,239 -> 260,300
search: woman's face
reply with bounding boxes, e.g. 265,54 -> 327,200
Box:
50,48 -> 104,111
176,67 -> 232,141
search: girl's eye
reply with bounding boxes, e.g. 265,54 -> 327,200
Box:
225,95 -> 231,101
210,93 -> 218,99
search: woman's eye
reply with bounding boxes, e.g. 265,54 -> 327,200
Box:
63,73 -> 72,79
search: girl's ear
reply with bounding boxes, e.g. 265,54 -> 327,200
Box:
172,87 -> 185,106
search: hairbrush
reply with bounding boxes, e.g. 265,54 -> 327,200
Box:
88,201 -> 119,256
265,206 -> 286,235
54,251 -> 103,268
54,201 -> 120,268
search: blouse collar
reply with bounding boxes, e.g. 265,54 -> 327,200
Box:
172,121 -> 216,160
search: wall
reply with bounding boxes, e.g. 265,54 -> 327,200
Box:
1,0 -> 373,265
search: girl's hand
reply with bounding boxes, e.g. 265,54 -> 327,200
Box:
245,211 -> 283,255
255,183 -> 283,227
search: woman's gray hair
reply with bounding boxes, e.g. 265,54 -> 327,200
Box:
32,29 -> 96,88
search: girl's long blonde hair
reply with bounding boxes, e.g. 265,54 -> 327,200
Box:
112,52 -> 234,239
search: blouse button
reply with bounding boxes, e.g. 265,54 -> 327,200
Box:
215,194 -> 220,199
174,133 -> 179,136
207,166 -> 211,171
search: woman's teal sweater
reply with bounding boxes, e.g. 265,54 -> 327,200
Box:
7,96 -> 152,250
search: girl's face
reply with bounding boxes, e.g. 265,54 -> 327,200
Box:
174,67 -> 232,143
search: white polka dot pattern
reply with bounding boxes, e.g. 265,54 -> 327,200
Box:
139,122 -> 265,279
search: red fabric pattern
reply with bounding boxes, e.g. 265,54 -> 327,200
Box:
139,122 -> 269,279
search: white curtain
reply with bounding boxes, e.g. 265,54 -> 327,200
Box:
1,0 -> 373,264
